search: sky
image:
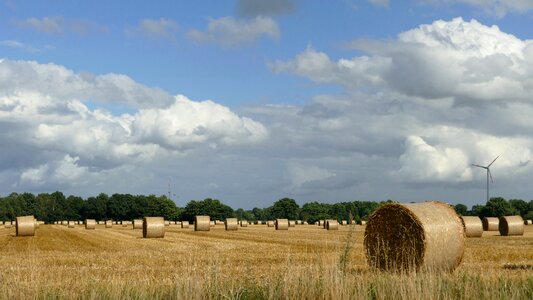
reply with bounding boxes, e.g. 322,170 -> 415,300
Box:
1,0 -> 533,209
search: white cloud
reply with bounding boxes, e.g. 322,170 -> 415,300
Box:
16,16 -> 62,34
188,16 -> 280,46
368,0 -> 389,8
128,18 -> 179,39
276,18 -> 533,105
14,16 -> 106,35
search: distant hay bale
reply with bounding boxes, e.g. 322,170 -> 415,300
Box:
499,215 -> 524,236
319,220 -> 325,227
195,216 -> 210,231
105,220 -> 113,228
34,219 -> 40,229
4,221 -> 12,228
256,220 -> 263,225
267,220 -> 275,227
85,219 -> 96,230
364,201 -> 465,272
164,220 -> 170,227
209,220 -> 215,227
289,220 -> 296,227
133,219 -> 143,229
143,217 -> 165,238
181,221 -> 189,229
342,220 -> 348,226
176,221 -> 182,226
215,220 -> 224,225
16,216 -> 35,237
525,220 -> 532,225
240,220 -> 248,227
61,220 -> 68,226
360,220 -> 367,225
122,221 -> 129,227
225,218 -> 238,231
275,219 -> 289,230
326,220 -> 339,230
460,216 -> 483,238
68,221 -> 75,228
482,217 -> 499,231
303,221 -> 308,225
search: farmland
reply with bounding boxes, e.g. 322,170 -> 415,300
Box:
0,223 -> 532,299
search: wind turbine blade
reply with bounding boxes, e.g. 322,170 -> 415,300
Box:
488,169 -> 493,184
488,155 -> 500,167
472,164 -> 487,169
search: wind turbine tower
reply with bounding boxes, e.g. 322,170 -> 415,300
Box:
471,156 -> 499,203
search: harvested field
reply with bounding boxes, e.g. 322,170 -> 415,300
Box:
0,223 -> 532,299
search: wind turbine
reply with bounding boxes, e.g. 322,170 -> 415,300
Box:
471,155 -> 499,203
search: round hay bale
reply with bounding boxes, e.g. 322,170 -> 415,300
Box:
360,220 -> 367,225
133,219 -> 143,229
209,220 -> 215,227
482,217 -> 499,231
5,221 -> 12,228
326,219 -> 339,230
275,219 -> 289,230
499,215 -> 524,236
364,201 -> 465,272
61,220 -> 68,226
16,216 -> 35,236
164,220 -> 170,227
85,219 -> 96,230
288,220 -> 296,227
34,219 -> 40,229
225,218 -> 238,231
105,220 -> 113,228
240,220 -> 248,227
195,216 -> 210,231
143,217 -> 165,238
267,220 -> 275,227
176,221 -> 182,226
460,216 -> 483,238
303,221 -> 308,225
68,221 -> 75,228
524,220 -> 532,225
181,221 -> 189,229
342,220 -> 348,226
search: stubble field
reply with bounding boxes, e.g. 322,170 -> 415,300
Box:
0,223 -> 532,299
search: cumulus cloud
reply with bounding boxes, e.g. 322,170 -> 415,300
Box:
188,16 -> 280,47
236,0 -> 297,17
276,18 -> 533,105
0,59 -> 267,194
128,18 -> 179,39
0,40 -> 39,52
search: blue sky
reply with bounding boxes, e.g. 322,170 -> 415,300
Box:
2,0 -> 533,208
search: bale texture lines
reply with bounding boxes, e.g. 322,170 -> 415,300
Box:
85,219 -> 96,230
499,215 -> 524,236
16,215 -> 35,237
482,217 -> 499,231
275,219 -> 289,230
364,201 -> 465,272
460,216 -> 483,238
225,218 -> 238,231
143,217 -> 165,238
195,216 -> 210,231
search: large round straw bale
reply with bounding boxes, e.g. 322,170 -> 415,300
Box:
240,220 -> 248,227
195,216 -> 210,231
85,219 -> 96,230
460,216 -> 482,238
68,221 -> 75,228
181,221 -> 189,229
225,218 -> 238,230
482,217 -> 499,231
5,221 -> 12,228
133,219 -> 143,229
364,201 -> 465,272
16,216 -> 35,236
275,219 -> 289,230
267,220 -> 275,227
288,220 -> 296,227
499,215 -> 524,236
326,219 -> 339,230
143,217 -> 165,238
105,220 -> 113,228
524,220 -> 532,225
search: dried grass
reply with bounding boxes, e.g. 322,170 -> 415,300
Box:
498,215 -> 524,236
195,216 -> 210,231
460,216 -> 483,238
143,217 -> 165,238
16,215 -> 35,237
364,201 -> 465,272
482,217 -> 499,231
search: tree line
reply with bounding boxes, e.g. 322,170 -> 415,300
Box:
1,192 -> 532,223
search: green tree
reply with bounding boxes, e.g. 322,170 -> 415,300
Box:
454,203 -> 468,216
270,198 -> 300,220
300,201 -> 330,223
480,197 -> 517,218
180,198 -> 234,222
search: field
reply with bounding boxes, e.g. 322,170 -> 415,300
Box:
1,223 -> 532,299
